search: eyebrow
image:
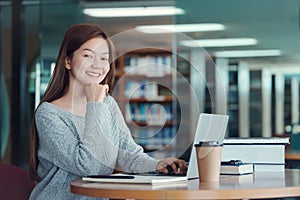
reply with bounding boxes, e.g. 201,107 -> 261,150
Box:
82,48 -> 109,55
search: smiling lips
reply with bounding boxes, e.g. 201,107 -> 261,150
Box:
86,71 -> 101,77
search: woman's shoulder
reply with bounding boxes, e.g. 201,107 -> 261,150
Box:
36,102 -> 69,117
37,102 -> 55,112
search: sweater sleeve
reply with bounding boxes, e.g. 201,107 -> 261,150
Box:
35,102 -> 118,177
106,97 -> 160,173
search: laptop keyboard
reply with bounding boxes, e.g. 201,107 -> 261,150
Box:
136,171 -> 186,177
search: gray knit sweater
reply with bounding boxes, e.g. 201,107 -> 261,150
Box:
29,96 -> 159,200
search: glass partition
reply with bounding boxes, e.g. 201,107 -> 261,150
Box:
0,1 -> 12,162
0,1 -> 40,166
174,0 -> 300,141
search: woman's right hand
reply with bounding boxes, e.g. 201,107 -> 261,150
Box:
85,84 -> 109,102
156,157 -> 187,175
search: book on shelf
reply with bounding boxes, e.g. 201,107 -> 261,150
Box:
220,160 -> 254,175
131,127 -> 177,150
222,137 -> 289,172
124,81 -> 160,99
124,55 -> 172,76
125,103 -> 172,124
82,173 -> 187,185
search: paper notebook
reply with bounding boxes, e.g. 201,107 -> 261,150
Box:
82,173 -> 187,185
81,180 -> 188,190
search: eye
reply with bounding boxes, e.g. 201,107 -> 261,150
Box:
84,54 -> 93,59
101,57 -> 109,62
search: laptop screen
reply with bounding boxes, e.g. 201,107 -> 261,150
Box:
186,113 -> 229,179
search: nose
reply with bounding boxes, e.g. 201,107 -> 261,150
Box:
92,60 -> 101,69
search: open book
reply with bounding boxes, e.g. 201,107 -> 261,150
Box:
82,173 -> 187,185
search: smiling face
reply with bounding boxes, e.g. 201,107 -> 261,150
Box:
66,37 -> 110,86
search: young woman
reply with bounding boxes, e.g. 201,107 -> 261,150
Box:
28,23 -> 187,199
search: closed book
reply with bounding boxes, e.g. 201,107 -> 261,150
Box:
222,137 -> 289,172
220,161 -> 254,175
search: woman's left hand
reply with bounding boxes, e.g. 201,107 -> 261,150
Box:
156,157 -> 187,175
85,84 -> 109,102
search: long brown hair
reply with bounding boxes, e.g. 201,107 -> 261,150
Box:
28,23 -> 116,181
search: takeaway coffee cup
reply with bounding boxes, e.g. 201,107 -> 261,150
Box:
195,141 -> 223,182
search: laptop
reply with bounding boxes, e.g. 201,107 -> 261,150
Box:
138,113 -> 229,179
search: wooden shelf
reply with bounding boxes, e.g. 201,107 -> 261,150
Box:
125,96 -> 173,103
127,121 -> 173,127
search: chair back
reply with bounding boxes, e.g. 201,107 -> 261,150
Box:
0,163 -> 35,200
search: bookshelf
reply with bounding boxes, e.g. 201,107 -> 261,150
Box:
207,60 -> 274,138
249,70 -> 263,137
112,49 -> 300,155
113,49 -> 178,153
227,65 -> 239,137
284,76 -> 292,132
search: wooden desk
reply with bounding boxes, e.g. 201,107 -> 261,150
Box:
71,169 -> 300,199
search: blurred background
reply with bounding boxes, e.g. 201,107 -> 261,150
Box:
1,0 -> 300,167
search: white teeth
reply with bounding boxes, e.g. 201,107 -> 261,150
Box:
86,71 -> 100,77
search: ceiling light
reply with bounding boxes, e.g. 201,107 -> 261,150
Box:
180,38 -> 257,47
214,49 -> 282,58
83,6 -> 185,17
135,23 -> 225,33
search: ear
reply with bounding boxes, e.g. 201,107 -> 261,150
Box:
65,57 -> 71,70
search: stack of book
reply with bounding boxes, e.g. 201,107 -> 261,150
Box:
220,160 -> 254,175
222,137 -> 290,172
